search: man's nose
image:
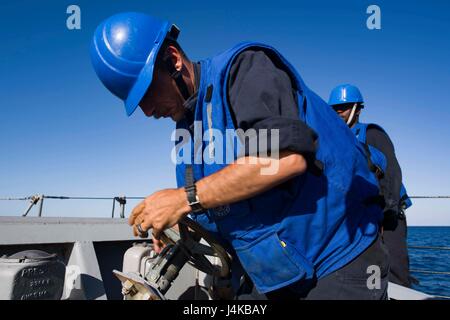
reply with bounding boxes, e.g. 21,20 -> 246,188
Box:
141,105 -> 155,117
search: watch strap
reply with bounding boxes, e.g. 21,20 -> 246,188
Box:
184,165 -> 204,213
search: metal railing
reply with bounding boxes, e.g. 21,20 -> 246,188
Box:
408,246 -> 450,276
408,245 -> 450,299
2,194 -> 449,218
0,194 -> 146,218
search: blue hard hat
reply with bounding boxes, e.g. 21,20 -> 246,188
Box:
328,84 -> 364,106
90,12 -> 179,116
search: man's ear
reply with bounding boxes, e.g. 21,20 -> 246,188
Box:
165,45 -> 183,72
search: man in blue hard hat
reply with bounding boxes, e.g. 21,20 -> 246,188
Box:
328,84 -> 412,287
91,12 -> 389,299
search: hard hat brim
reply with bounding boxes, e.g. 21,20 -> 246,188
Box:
329,100 -> 364,106
124,21 -> 172,117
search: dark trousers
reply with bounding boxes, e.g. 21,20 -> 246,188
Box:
382,216 -> 411,287
236,233 -> 390,300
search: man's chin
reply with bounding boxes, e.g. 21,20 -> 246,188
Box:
170,112 -> 185,122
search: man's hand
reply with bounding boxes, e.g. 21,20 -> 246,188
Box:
128,151 -> 306,253
128,188 -> 191,252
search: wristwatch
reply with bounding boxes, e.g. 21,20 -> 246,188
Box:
184,183 -> 204,213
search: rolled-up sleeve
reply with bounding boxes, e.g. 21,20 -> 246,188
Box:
227,49 -> 317,157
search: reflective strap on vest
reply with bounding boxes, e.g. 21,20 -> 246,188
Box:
362,143 -> 384,180
362,143 -> 386,208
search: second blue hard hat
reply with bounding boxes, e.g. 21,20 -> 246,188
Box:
90,12 -> 179,116
328,84 -> 364,106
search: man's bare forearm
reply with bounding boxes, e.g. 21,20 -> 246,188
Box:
195,151 -> 307,209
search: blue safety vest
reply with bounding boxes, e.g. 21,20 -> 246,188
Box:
175,42 -> 383,293
352,122 -> 412,210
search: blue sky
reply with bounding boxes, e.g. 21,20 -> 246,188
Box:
1,0 -> 449,225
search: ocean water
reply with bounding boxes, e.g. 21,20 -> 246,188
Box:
408,227 -> 450,298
